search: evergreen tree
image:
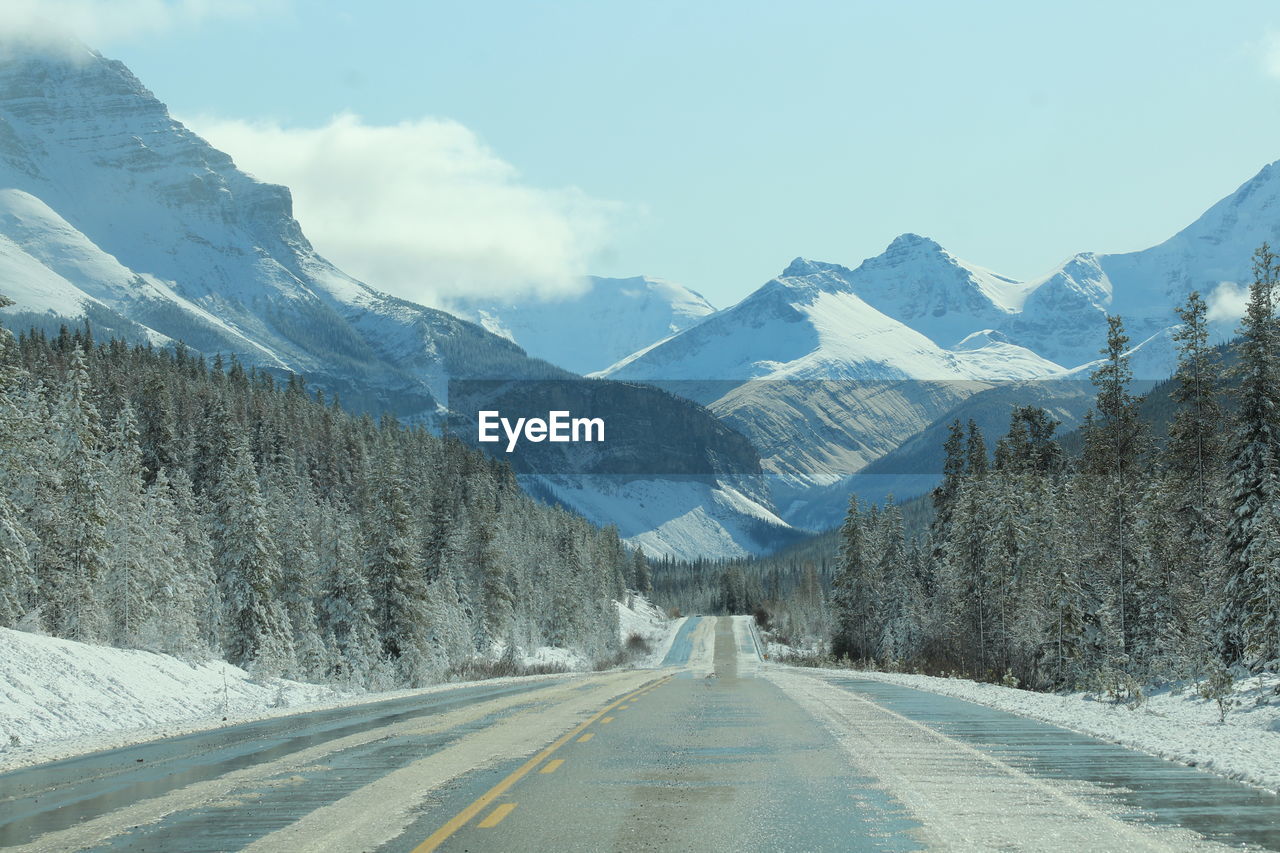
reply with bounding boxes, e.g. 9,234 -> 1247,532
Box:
1222,244 -> 1280,669
831,497 -> 873,660
632,546 -> 653,598
43,347 -> 109,642
1081,314 -> 1148,660
102,403 -> 158,648
315,501 -> 380,686
210,430 -> 293,673
364,453 -> 434,684
167,467 -> 220,653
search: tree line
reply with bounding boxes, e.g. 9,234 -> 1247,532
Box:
657,245 -> 1280,694
825,245 -> 1279,690
0,309 -> 645,688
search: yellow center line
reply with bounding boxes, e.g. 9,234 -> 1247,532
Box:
601,716 -> 615,724
617,704 -> 629,710
477,803 -> 517,828
538,759 -> 565,774
577,732 -> 595,743
410,674 -> 672,853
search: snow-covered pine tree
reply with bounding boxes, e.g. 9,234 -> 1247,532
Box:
210,428 -> 294,675
138,371 -> 178,486
364,450 -> 434,685
966,420 -> 989,479
0,492 -> 34,627
315,499 -> 380,687
632,546 -> 653,598
945,474 -> 993,675
0,318 -> 36,627
1169,291 -> 1223,508
1221,244 -> 1280,670
42,346 -> 109,642
102,403 -> 159,648
262,451 -> 327,681
874,498 -> 915,665
166,467 -> 220,653
831,496 -> 872,661
1131,473 -> 1195,679
1080,314 -> 1149,661
134,469 -> 204,656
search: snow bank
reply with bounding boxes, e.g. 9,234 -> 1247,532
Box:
0,627 -> 591,773
813,665 -> 1280,793
615,593 -> 681,667
0,600 -> 681,773
0,627 -> 354,770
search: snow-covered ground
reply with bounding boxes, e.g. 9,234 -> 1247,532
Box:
796,664 -> 1280,794
0,598 -> 678,773
616,593 -> 683,667
0,626 -> 355,772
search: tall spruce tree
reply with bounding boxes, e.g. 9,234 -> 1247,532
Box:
831,496 -> 868,660
1222,244 -> 1280,669
210,430 -> 293,673
1081,314 -> 1148,660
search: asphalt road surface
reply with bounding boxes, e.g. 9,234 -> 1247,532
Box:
2,616 -> 1278,852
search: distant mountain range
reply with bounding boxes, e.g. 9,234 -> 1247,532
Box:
587,159 -> 1280,528
449,276 -> 715,375
0,40 -> 787,559
3,38 -> 1278,551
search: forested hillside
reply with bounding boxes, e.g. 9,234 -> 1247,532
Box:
0,307 -> 636,689
660,247 -> 1280,697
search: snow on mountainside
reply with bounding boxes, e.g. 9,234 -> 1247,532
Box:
817,234 -> 1033,348
0,40 -> 562,418
597,161 -> 1280,527
528,475 -> 796,561
597,255 -> 1064,510
997,162 -> 1280,370
0,40 -> 787,559
450,275 -> 715,375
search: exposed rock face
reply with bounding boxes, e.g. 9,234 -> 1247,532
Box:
0,40 -> 553,418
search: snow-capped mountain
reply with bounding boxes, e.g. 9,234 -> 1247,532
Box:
450,275 -> 715,375
600,252 -> 1061,386
1008,161 -> 1280,368
0,40 -> 789,559
0,39 -> 571,417
596,254 -> 1064,511
825,234 -> 1034,348
595,160 -> 1280,528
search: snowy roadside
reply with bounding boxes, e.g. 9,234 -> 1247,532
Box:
615,593 -> 683,667
0,627 -> 586,774
795,664 -> 1280,793
0,598 -> 676,774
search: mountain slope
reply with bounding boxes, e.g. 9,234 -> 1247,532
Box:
1000,161 -> 1280,370
830,234 -> 1033,348
0,40 -> 788,558
0,40 -> 568,417
450,275 -> 715,375
595,161 -> 1280,527
597,256 -> 1064,509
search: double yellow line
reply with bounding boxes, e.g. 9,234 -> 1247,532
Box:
411,674 -> 671,852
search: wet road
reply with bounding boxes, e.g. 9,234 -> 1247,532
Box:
1,616 -> 1278,851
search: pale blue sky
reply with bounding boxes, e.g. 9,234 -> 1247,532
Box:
83,1 -> 1280,306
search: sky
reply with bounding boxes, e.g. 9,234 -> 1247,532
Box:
7,1 -> 1280,309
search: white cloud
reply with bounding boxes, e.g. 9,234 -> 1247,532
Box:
0,0 -> 273,49
186,113 -> 620,305
1206,280 -> 1249,324
1260,31 -> 1280,79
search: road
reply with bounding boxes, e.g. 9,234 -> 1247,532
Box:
1,616 -> 1277,852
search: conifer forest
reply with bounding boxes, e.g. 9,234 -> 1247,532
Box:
0,302 -> 635,689
657,245 -> 1280,695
